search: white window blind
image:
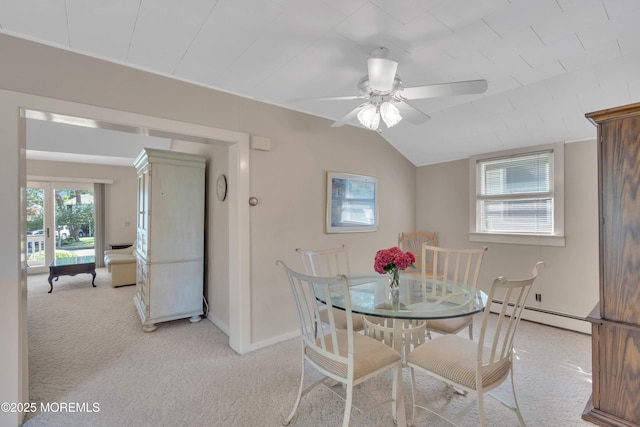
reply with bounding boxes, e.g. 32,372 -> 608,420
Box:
477,151 -> 554,234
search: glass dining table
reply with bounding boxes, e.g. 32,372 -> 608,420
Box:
321,273 -> 488,354
313,273 -> 487,427
345,273 -> 487,317
322,273 -> 488,426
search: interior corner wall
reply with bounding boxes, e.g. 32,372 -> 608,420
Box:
26,160 -> 138,248
415,139 -> 599,331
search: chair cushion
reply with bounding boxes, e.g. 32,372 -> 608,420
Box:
427,316 -> 472,334
319,306 -> 364,331
306,330 -> 401,380
104,254 -> 136,265
407,334 -> 510,390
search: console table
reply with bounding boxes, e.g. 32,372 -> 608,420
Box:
47,256 -> 96,293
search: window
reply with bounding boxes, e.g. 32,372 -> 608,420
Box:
469,143 -> 565,246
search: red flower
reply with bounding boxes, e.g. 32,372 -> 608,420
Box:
394,251 -> 415,270
374,247 -> 415,274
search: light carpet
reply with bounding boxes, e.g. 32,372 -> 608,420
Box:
23,268 -> 594,426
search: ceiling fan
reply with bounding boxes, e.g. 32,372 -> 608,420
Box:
294,47 -> 488,132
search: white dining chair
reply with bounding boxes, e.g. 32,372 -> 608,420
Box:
363,235 -> 431,363
398,231 -> 437,276
277,261 -> 404,427
295,245 -> 364,332
421,245 -> 487,340
407,262 -> 542,427
362,316 -> 426,366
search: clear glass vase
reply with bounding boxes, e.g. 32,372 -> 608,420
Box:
389,268 -> 400,310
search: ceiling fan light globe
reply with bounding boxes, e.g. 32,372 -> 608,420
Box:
357,104 -> 380,130
368,58 -> 398,92
380,102 -> 402,128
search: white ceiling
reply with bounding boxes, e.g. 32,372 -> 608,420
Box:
26,119 -> 171,167
3,0 -> 640,166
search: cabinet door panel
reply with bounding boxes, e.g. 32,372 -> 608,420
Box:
148,261 -> 203,317
601,115 -> 640,323
597,324 -> 640,424
147,163 -> 205,263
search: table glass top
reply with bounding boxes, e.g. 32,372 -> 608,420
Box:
49,256 -> 96,267
324,274 -> 487,320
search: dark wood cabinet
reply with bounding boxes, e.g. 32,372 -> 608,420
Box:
583,102 -> 640,427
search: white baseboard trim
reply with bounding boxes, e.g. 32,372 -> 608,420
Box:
246,330 -> 301,352
207,313 -> 300,353
212,302 -> 591,355
206,314 -> 301,353
489,300 -> 591,335
206,314 -> 229,336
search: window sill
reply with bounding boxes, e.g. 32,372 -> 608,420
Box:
469,232 -> 565,247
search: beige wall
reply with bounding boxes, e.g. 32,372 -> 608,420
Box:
245,115 -> 416,343
171,106 -> 417,344
26,160 -> 138,246
416,139 -> 600,328
0,33 -> 416,425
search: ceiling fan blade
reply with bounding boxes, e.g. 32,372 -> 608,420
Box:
288,94 -> 366,103
368,58 -> 398,92
399,79 -> 488,100
396,101 -> 430,125
330,103 -> 369,128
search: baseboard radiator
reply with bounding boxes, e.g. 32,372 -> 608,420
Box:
489,299 -> 591,335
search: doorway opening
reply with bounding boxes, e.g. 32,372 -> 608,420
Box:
20,101 -> 251,355
27,181 -> 96,274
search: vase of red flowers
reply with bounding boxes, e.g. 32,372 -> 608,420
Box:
374,247 -> 415,308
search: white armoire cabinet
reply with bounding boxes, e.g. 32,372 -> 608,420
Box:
133,148 -> 206,332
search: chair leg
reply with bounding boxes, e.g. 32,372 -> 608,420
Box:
283,347 -> 306,426
409,367 -> 417,426
478,393 -> 487,427
510,365 -> 527,427
391,365 -> 401,422
343,380 -> 354,427
468,321 -> 473,340
487,364 -> 528,426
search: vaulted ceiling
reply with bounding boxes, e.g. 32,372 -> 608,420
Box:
2,0 -> 639,166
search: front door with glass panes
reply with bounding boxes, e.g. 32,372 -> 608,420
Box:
26,181 -> 95,274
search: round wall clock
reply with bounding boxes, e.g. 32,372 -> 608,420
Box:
216,174 -> 227,201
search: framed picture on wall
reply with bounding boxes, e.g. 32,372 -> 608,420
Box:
326,171 -> 378,233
